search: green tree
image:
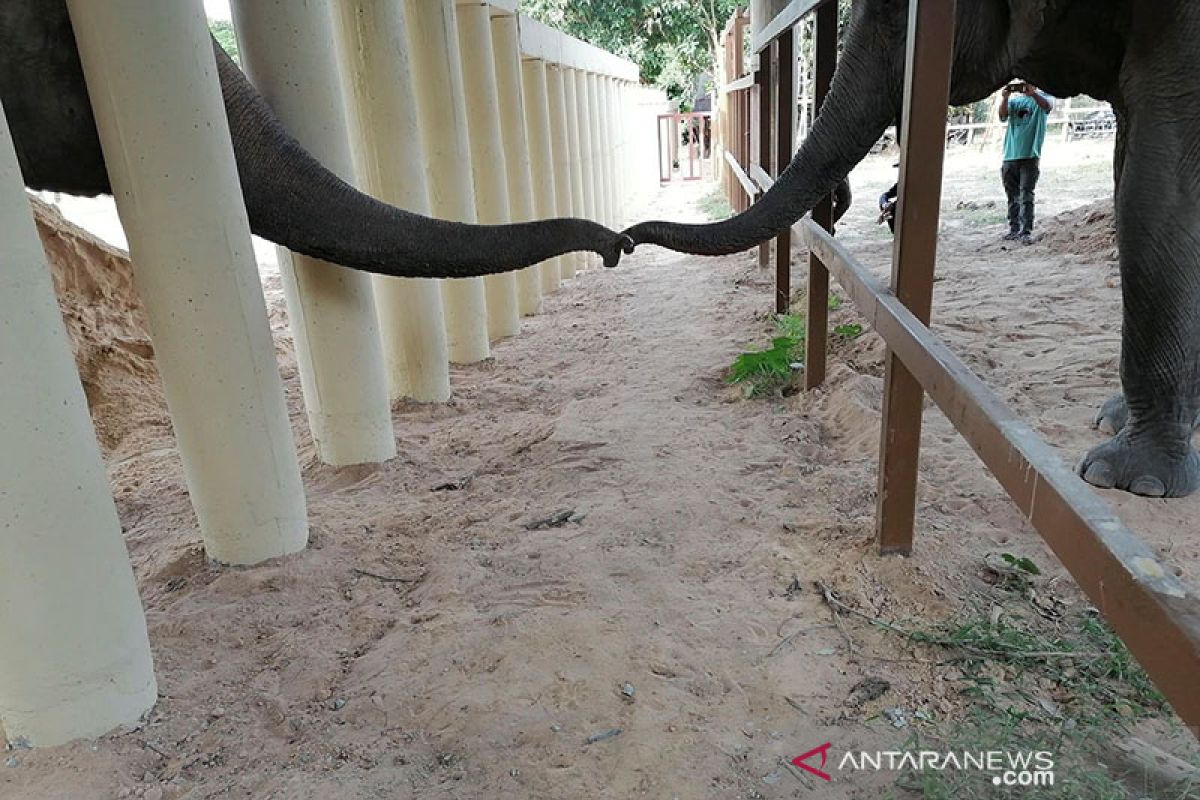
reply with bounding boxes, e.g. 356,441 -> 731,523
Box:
519,0 -> 741,101
209,19 -> 240,65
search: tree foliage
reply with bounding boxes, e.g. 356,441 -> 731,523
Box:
518,0 -> 741,102
209,19 -> 239,64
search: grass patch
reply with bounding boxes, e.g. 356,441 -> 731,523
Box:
697,187 -> 734,221
726,314 -> 806,397
726,302 -> 864,396
844,584 -> 1198,799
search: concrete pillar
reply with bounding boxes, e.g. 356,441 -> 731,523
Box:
545,65 -> 577,281
585,72 -> 610,228
65,0 -> 307,565
490,15 -> 542,316
334,0 -> 451,404
231,0 -> 396,466
522,58 -> 562,295
405,0 -> 490,364
0,101 -> 156,747
573,69 -> 600,267
610,79 -> 629,228
561,68 -> 589,276
594,74 -> 617,230
457,2 -> 519,341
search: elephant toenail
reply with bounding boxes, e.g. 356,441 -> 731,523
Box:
1096,418 -> 1116,436
1081,461 -> 1116,489
1129,476 -> 1167,497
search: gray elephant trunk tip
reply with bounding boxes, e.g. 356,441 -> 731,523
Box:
607,233 -> 637,268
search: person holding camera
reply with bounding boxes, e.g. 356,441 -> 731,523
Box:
999,81 -> 1054,244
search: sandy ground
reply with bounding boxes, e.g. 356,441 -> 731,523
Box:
5,138 -> 1199,799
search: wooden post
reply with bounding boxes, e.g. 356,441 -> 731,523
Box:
405,0 -> 491,364
876,0 -> 957,555
804,4 -> 836,383
523,58 -> 562,294
230,0 -> 396,466
491,14 -> 542,316
67,0 -> 307,565
774,29 -> 795,314
458,2 -> 520,341
0,97 -> 156,746
335,0 -> 451,403
756,49 -> 773,271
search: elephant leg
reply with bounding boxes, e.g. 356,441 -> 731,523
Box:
1078,126 -> 1200,497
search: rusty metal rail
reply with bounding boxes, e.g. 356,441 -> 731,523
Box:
729,0 -> 1200,735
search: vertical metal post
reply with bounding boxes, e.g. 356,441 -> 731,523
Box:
804,1 -> 838,383
773,28 -> 794,314
876,0 -> 957,555
756,51 -> 773,270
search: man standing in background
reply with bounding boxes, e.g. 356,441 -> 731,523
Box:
999,81 -> 1054,244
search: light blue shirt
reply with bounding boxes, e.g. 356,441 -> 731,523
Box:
1003,94 -> 1053,161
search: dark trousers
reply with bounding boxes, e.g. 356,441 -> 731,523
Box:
1001,158 -> 1040,234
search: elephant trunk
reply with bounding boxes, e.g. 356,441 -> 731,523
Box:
215,44 -> 631,277
624,35 -> 896,257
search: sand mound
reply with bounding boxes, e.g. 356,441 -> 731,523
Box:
31,196 -> 168,455
1038,197 -> 1118,259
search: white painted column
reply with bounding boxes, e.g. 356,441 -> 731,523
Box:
561,68 -> 589,276
522,58 -> 562,295
608,78 -> 628,228
596,75 -> 618,229
65,0 -> 307,566
457,2 -> 519,341
573,69 -> 600,268
334,0 -> 451,404
0,102 -> 156,747
405,0 -> 490,364
546,65 -> 577,282
588,72 -> 614,229
231,0 -> 395,466
491,15 -> 542,316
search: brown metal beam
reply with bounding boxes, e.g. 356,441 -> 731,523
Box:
773,28 -> 794,314
723,150 -> 759,201
875,0 -> 957,556
754,0 -> 833,53
804,2 -> 838,388
798,217 -> 1200,738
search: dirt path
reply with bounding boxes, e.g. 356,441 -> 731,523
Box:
7,146 -> 1199,799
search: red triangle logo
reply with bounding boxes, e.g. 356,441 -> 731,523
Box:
792,742 -> 833,782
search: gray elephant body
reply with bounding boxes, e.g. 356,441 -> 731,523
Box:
627,0 -> 1200,498
0,1 -> 630,277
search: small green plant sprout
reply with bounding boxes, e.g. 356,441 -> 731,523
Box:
1001,553 -> 1041,576
834,323 -> 864,339
828,294 -> 843,310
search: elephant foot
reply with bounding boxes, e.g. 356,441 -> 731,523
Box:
1079,428 -> 1200,497
1093,394 -> 1130,435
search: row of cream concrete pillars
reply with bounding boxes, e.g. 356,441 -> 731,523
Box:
0,0 -> 638,747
